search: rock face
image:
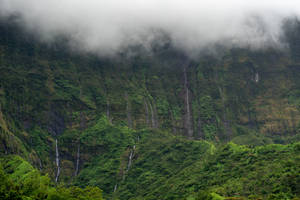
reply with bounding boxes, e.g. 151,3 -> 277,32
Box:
1,19 -> 300,142
47,110 -> 65,136
1,18 -> 300,199
125,92 -> 132,128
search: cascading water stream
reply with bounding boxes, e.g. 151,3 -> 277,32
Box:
75,144 -> 80,176
127,145 -> 136,171
149,102 -> 156,128
255,72 -> 259,83
113,184 -> 118,193
55,139 -> 60,183
119,140 -> 139,189
183,65 -> 193,138
144,100 -> 150,126
127,150 -> 133,171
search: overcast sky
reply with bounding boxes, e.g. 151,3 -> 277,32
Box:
0,0 -> 300,56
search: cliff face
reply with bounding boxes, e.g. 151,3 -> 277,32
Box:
0,19 -> 300,199
1,23 -> 300,140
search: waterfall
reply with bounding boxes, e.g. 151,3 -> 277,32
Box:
106,100 -> 111,123
183,65 -> 193,138
144,100 -> 150,126
255,72 -> 259,83
113,184 -> 118,193
55,139 -> 60,183
127,145 -> 135,171
149,102 -> 154,128
144,99 -> 158,128
74,144 -> 80,176
127,150 -> 133,171
148,102 -> 156,128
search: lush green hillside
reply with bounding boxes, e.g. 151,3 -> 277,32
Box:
0,18 -> 300,199
0,155 -> 104,200
115,140 -> 300,200
1,124 -> 299,200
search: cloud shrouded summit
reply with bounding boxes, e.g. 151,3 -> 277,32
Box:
0,0 -> 299,55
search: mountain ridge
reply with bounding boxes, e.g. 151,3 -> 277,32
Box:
0,18 -> 300,199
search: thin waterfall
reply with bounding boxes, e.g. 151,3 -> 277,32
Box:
127,145 -> 135,171
55,139 -> 60,183
74,143 -> 80,176
255,72 -> 259,83
144,100 -> 150,126
127,150 -> 133,171
122,143 -> 138,181
183,65 -> 193,138
148,102 -> 156,128
113,184 -> 118,193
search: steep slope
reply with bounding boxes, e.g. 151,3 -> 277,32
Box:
1,19 -> 300,143
0,18 -> 300,199
0,155 -> 104,200
114,141 -> 300,200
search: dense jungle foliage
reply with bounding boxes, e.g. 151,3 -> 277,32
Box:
0,17 -> 300,199
0,155 -> 103,200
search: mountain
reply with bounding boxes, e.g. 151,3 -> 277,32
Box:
0,18 -> 300,200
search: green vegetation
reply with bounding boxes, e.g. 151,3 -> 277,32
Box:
2,132 -> 299,200
0,18 -> 300,200
0,155 -> 103,200
71,116 -> 136,193
110,134 -> 300,200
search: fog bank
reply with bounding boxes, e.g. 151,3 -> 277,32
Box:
1,0 -> 300,56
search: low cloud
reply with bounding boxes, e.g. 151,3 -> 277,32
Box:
0,0 -> 299,56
